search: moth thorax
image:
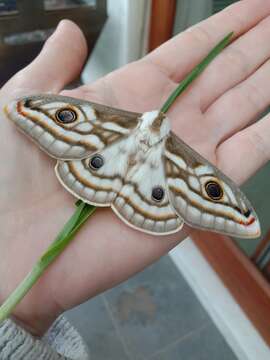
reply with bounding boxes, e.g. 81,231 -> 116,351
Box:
138,110 -> 170,147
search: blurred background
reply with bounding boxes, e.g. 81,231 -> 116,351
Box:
1,1 -> 269,359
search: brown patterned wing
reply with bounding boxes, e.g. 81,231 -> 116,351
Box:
5,94 -> 140,160
112,142 -> 183,235
164,132 -> 261,238
56,137 -> 183,235
55,135 -> 137,206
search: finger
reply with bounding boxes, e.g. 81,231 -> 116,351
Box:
2,20 -> 87,99
216,114 -> 270,185
205,58 -> 270,145
195,15 -> 270,111
145,0 -> 270,82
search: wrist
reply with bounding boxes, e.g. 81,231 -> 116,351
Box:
10,302 -> 61,337
11,315 -> 44,337
0,293 -> 62,337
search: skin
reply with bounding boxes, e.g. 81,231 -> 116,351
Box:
0,0 -> 270,336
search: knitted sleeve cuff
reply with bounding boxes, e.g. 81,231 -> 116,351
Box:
0,316 -> 89,360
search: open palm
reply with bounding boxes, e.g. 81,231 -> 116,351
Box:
1,0 -> 270,336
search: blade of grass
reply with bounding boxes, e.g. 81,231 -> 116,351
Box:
161,32 -> 233,113
0,203 -> 95,323
40,203 -> 96,267
0,32 -> 233,323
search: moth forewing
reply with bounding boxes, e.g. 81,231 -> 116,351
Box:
164,132 -> 261,238
5,94 -> 141,161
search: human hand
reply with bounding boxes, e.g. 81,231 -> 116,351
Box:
1,0 -> 270,336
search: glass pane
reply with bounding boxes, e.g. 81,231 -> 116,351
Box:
44,0 -> 96,10
212,0 -> 237,14
4,28 -> 54,45
0,0 -> 18,15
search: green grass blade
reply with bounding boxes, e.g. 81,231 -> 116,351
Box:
41,204 -> 96,266
161,32 -> 233,113
0,203 -> 96,323
42,201 -> 86,256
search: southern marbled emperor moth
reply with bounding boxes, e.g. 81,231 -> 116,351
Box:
5,94 -> 260,238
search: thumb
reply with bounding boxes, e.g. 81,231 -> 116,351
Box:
2,19 -> 88,97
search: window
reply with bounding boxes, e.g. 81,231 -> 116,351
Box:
44,0 -> 96,10
212,0 -> 237,14
0,0 -> 17,15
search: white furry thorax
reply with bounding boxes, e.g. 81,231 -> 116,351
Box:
136,110 -> 170,149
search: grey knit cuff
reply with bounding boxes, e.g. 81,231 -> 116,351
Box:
44,316 -> 90,359
0,318 -> 64,359
0,317 -> 89,360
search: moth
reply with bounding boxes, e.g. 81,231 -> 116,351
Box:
5,94 -> 261,238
